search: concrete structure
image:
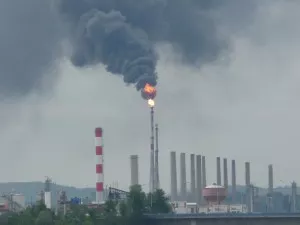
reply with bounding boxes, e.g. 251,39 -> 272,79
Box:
170,151 -> 178,201
190,154 -> 196,200
267,164 -> 274,212
198,204 -> 247,213
245,162 -> 251,212
44,177 -> 51,209
154,124 -> 160,190
172,201 -> 197,214
180,153 -> 187,200
268,164 -> 273,194
202,156 -> 206,188
130,155 -> 139,186
216,157 -> 221,185
231,160 -> 236,202
146,213 -> 300,225
291,182 -> 297,212
196,155 -> 202,205
44,192 -> 51,209
12,194 -> 25,208
223,158 -> 228,189
95,127 -> 104,204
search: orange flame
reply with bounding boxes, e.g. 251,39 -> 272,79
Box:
143,83 -> 156,94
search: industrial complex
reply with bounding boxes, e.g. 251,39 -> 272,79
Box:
0,87 -> 298,215
0,124 -> 298,216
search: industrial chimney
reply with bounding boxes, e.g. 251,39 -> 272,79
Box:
245,162 -> 251,211
130,155 -> 139,186
231,160 -> 237,202
95,127 -> 104,204
190,154 -> 196,200
180,153 -> 187,200
202,156 -> 207,188
44,177 -> 51,209
216,157 -> 221,185
223,158 -> 228,189
268,164 -> 273,194
196,155 -> 202,205
170,151 -> 178,201
291,182 -> 297,212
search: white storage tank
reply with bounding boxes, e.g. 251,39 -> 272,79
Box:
44,192 -> 51,209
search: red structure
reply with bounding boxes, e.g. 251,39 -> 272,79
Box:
95,127 -> 104,204
202,183 -> 227,204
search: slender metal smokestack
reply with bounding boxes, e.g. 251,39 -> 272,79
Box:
130,155 -> 139,186
149,107 -> 155,192
180,153 -> 187,200
223,158 -> 228,189
231,159 -> 236,202
190,154 -> 196,200
216,157 -> 221,185
196,155 -> 202,205
154,124 -> 160,189
268,164 -> 273,194
202,156 -> 207,188
170,151 -> 178,201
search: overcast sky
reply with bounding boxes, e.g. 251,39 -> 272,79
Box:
0,0 -> 300,192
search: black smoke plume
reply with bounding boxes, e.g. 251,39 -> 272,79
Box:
57,0 -> 232,90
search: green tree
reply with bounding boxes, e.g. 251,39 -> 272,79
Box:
149,189 -> 172,214
119,200 -> 129,217
127,185 -> 147,216
35,210 -> 53,225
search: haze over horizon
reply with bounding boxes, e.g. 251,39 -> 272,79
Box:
0,0 -> 299,192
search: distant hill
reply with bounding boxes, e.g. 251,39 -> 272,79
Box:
0,182 -> 296,205
0,182 -> 96,205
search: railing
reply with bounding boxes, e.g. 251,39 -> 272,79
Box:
144,212 -> 300,219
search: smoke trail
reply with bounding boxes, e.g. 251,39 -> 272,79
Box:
57,0 -> 240,90
0,0 -> 63,98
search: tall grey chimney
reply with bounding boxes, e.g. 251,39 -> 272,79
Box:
180,153 -> 187,200
130,155 -> 139,186
245,162 -> 250,186
190,154 -> 196,200
245,162 -> 251,211
202,156 -> 207,188
291,182 -> 297,212
217,157 -> 221,185
223,158 -> 228,189
170,151 -> 177,201
268,164 -> 273,194
196,155 -> 202,205
231,160 -> 236,202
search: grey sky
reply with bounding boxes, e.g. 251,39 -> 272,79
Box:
0,0 -> 299,192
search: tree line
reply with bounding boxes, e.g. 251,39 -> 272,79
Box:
0,184 -> 171,225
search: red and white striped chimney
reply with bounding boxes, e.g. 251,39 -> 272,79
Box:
95,127 -> 104,204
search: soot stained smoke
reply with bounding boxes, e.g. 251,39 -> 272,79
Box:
57,0 -> 231,90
